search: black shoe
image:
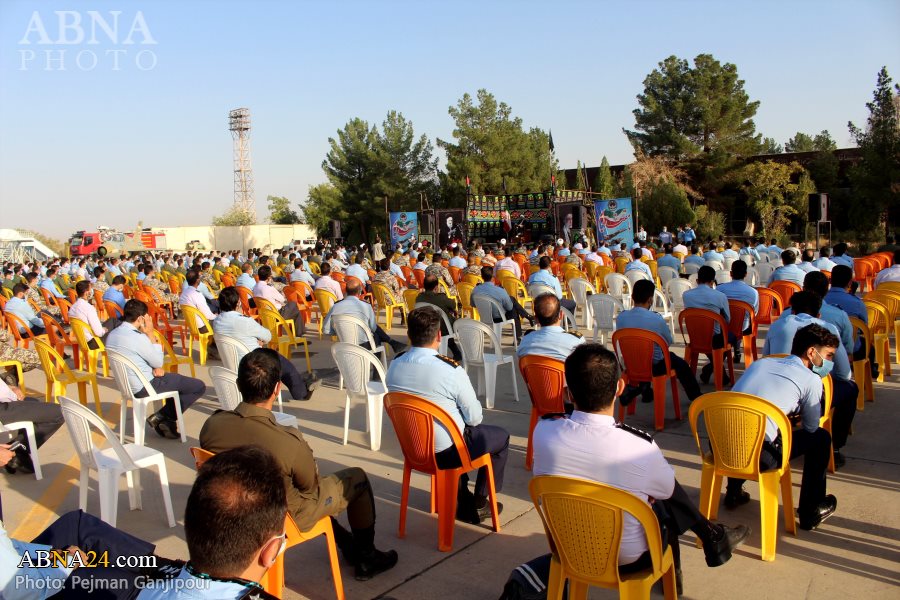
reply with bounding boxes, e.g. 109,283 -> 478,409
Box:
833,451 -> 846,470
619,385 -> 640,407
4,450 -> 34,475
146,413 -> 179,440
724,489 -> 751,509
303,370 -> 320,384
700,363 -> 712,384
302,378 -> 321,401
733,351 -> 741,364
703,523 -> 750,567
354,548 -> 398,581
389,340 -> 407,354
799,495 -> 837,530
476,501 -> 503,523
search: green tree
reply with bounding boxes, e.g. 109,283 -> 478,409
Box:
321,118 -> 380,244
373,110 -> 439,210
693,205 -> 726,241
267,195 -> 301,224
760,137 -> 783,154
784,130 -> 837,153
572,160 -> 586,190
593,156 -> 616,199
438,89 -> 556,203
737,160 -> 810,239
848,67 -> 900,230
212,205 -> 256,226
302,183 -> 343,234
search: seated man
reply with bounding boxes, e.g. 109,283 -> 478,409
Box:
527,256 -> 577,313
253,265 -> 302,331
373,258 -> 405,306
5,284 -> 45,336
768,250 -> 806,286
416,274 -> 461,360
424,255 -> 458,296
798,249 -> 818,273
70,280 -> 117,348
471,266 -> 534,340
824,265 -> 866,323
200,350 -> 398,581
762,291 -> 857,469
236,262 -> 256,291
683,245 -> 705,268
495,248 -> 521,280
874,248 -> 900,287
386,307 -> 510,524
0,376 -> 64,475
533,344 -> 748,593
345,253 -> 370,288
102,275 -> 127,310
214,287 -> 318,401
313,261 -> 344,300
180,270 -> 219,326
323,278 -> 405,354
39,267 -> 65,300
683,266 -> 732,384
657,244 -> 681,272
289,258 -> 316,288
624,248 -> 652,278
517,293 -> 584,362
730,324 -> 838,530
106,300 -> 206,439
715,260 -> 759,360
812,246 -> 837,272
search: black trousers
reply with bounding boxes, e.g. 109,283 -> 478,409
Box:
278,353 -> 308,400
652,352 -> 702,401
136,373 -> 205,421
205,297 -> 220,314
559,298 -> 577,314
31,509 -> 156,600
0,397 -> 64,449
436,424 -> 509,498
727,427 -> 831,518
493,297 -> 530,337
831,378 -> 858,450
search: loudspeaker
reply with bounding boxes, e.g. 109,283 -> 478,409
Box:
808,194 -> 829,222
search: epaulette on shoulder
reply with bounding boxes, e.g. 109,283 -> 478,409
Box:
394,350 -> 406,359
616,422 -> 654,443
523,329 -> 536,336
239,587 -> 280,600
540,412 -> 568,421
566,330 -> 583,338
436,354 -> 460,368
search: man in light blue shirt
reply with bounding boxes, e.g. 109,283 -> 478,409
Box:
683,266 -> 732,383
472,266 -> 534,339
702,243 -> 724,264
106,299 -> 205,439
323,279 -> 405,353
716,260 -> 759,341
683,245 -> 705,269
728,323 -> 837,529
682,225 -> 696,244
448,246 -> 467,269
812,247 -> 837,272
345,254 -> 370,286
624,249 -> 652,279
103,275 -> 127,310
768,251 -> 806,286
616,280 -> 701,403
766,239 -> 783,255
517,294 -> 585,361
39,268 -> 64,299
527,257 -> 576,313
721,244 -> 739,260
5,284 -> 45,335
739,239 -> 760,263
387,306 -> 509,523
289,259 -> 316,288
831,242 -> 854,269
781,271 -> 853,356
824,265 -> 867,322
797,249 -> 818,273
236,263 -> 256,291
657,245 -> 681,272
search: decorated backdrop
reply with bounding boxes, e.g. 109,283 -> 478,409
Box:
594,197 -> 634,246
389,211 -> 418,248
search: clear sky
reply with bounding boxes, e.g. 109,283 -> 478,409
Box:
1,0 -> 898,239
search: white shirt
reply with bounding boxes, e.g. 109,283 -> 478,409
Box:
875,264 -> 900,288
179,284 -> 216,325
496,257 -> 521,278
533,412 -> 675,564
69,298 -> 106,338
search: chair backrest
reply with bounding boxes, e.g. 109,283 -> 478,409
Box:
756,262 -> 776,282
107,348 -> 155,399
414,302 -> 454,335
689,391 -> 792,477
402,288 -> 420,312
455,282 -> 475,310
727,300 -> 757,339
518,355 -> 566,415
104,300 -> 124,320
664,278 -> 693,309
704,260 -> 724,271
181,305 -> 212,336
612,328 -> 671,383
714,270 -> 732,284
208,366 -> 242,411
501,277 -> 529,303
848,316 -> 872,353
657,266 -> 679,287
214,334 -> 253,371
59,396 -> 137,472
651,288 -> 671,315
624,270 -> 651,289
254,297 -> 278,315
40,313 -> 71,351
371,282 -> 394,309
331,342 -> 386,397
568,278 -> 596,306
678,308 -> 728,354
683,262 -> 701,275
259,307 -> 294,341
864,298 -> 890,333
453,317 -> 502,366
69,317 -> 100,349
755,287 -> 783,325
472,294 -> 504,326
236,286 -> 256,315
527,283 -> 555,299
529,475 -> 666,589
314,289 -> 337,315
332,313 -> 376,347
34,337 -> 73,382
4,313 -> 34,343
588,294 -> 624,331
384,391 -> 473,474
56,298 -> 72,323
604,273 -> 632,304
769,280 -> 800,307
462,273 -> 483,286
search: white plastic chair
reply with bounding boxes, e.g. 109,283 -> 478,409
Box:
665,278 -> 695,313
688,273 -> 699,286
414,302 -> 458,357
588,294 -> 624,346
604,273 -> 633,310
0,419 -> 42,480
59,396 -> 175,528
453,318 -> 519,409
107,350 -> 186,446
756,262 -> 775,283
567,278 -> 596,329
624,269 -> 652,291
657,266 -> 679,288
331,343 -> 387,451
704,260 -> 724,271
683,262 -> 701,275
472,293 -> 518,350
652,288 -> 676,337
740,254 -> 755,267
527,283 -> 556,300
715,270 -> 733,284
723,257 -> 736,271
332,314 -> 388,389
208,366 -> 297,429
746,266 -> 760,286
560,306 -> 577,332
213,334 -> 287,410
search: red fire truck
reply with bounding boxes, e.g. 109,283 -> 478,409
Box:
68,227 -> 167,257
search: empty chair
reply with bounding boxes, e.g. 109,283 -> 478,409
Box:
60,396 -> 175,528
657,266 -> 679,288
331,343 -> 388,451
208,365 -> 297,429
567,277 -> 596,329
588,294 -> 624,346
472,294 -> 518,349
453,318 -> 519,409
519,355 -> 566,470
604,273 -> 633,310
665,278 -> 694,313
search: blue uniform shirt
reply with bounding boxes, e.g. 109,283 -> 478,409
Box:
106,322 -> 165,392
684,255 -> 705,268
682,285 -> 731,333
716,280 -> 759,330
4,297 -> 42,331
516,326 -> 585,361
762,313 -> 851,381
616,307 -> 672,361
783,303 -> 854,356
625,261 -> 652,278
236,273 -> 256,290
528,269 -> 563,299
386,347 -> 482,452
824,288 -> 867,323
702,250 -> 725,263
811,257 -> 837,272
39,278 -> 64,299
471,282 -> 513,320
322,296 -> 378,343
213,310 -> 272,354
768,264 -> 806,286
657,254 -> 680,272
103,286 -> 126,309
733,355 -> 823,441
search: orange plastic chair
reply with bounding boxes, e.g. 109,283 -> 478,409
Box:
234,286 -> 260,321
92,290 -> 110,320
400,265 -> 415,288
848,317 -> 875,408
148,303 -> 187,351
4,313 -> 38,349
221,273 -> 235,288
690,391 -> 796,561
104,300 -> 124,320
290,281 -> 318,325
345,275 -> 373,305
414,268 -> 425,289
678,308 -> 735,391
38,287 -> 58,309
167,276 -> 181,295
853,260 -> 875,293
384,391 -> 501,552
56,297 -> 72,324
612,329 -> 683,431
448,266 -> 462,284
142,283 -> 176,319
519,356 -> 566,470
188,447 -> 345,600
755,287 -> 783,326
529,475 -> 677,600
40,314 -> 80,369
727,300 -> 758,368
768,280 -> 801,310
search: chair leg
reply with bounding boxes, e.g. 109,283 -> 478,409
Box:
653,375 -> 666,431
79,468 -> 89,511
483,463 -> 501,533
436,471 -> 459,552
368,394 -> 383,452
508,362 -> 519,403
661,560 -> 678,600
133,400 -> 147,446
568,581 -> 589,600
303,341 -> 311,373
484,362 -> 497,409
322,520 -> 346,600
157,462 -> 176,527
525,410 -> 538,471
198,338 -> 208,365
126,471 -> 139,510
780,468 -> 797,536
342,393 -> 351,446
263,554 -> 285,598
173,396 -> 187,444
398,464 -> 411,538
698,464 -> 718,520
713,349 -> 724,391
100,352 -> 109,377
90,378 -> 102,414
546,558 -> 566,600
758,471 -> 780,561
76,381 -> 87,405
98,468 -> 120,527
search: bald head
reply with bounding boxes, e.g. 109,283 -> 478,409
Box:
346,278 -> 361,297
534,293 -> 561,326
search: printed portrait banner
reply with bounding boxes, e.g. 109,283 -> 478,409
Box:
436,209 -> 465,248
594,197 -> 634,247
389,211 -> 418,248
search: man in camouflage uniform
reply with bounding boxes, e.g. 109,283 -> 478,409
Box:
0,329 -> 40,385
425,256 -> 457,297
23,272 -> 60,318
373,258 -> 405,305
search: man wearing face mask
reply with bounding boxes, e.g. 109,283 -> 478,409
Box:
731,323 -> 840,530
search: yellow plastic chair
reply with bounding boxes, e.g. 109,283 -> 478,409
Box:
689,391 -> 796,561
307,261 -> 322,276
863,299 -> 893,382
69,318 -> 109,377
848,317 -> 875,408
402,288 -> 420,312
313,289 -> 338,339
529,475 -> 677,600
180,305 -> 214,365
456,282 -> 477,319
372,282 -> 407,331
502,277 -> 533,312
151,329 -> 195,377
461,273 -> 483,286
593,265 -> 613,293
259,307 -> 312,372
866,289 -> 900,366
34,338 -> 101,413
821,374 -> 836,474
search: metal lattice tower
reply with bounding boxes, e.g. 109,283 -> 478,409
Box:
228,108 -> 255,214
